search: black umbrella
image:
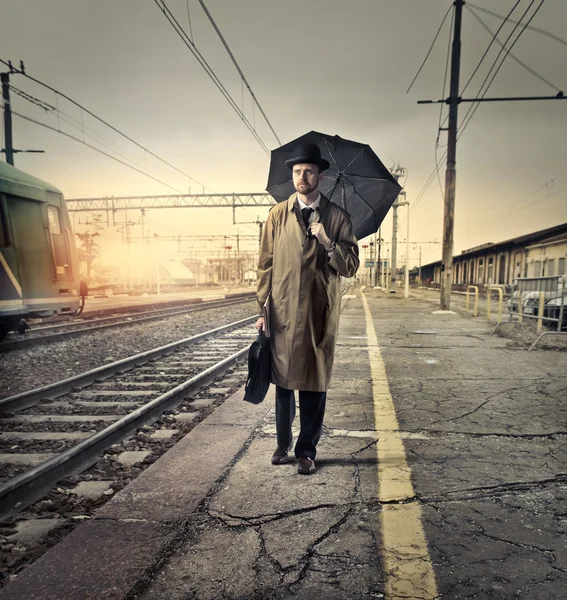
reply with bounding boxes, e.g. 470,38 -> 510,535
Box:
266,131 -> 402,240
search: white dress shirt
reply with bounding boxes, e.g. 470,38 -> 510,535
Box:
296,193 -> 321,223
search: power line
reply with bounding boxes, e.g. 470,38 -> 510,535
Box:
457,0 -> 546,139
406,5 -> 453,94
9,109 -> 187,194
491,184 -> 566,225
0,58 -> 216,193
407,0 -> 551,231
466,4 -> 562,93
10,85 -> 56,112
408,2 -> 544,224
197,0 -> 281,145
493,168 -> 567,221
9,83 -> 186,185
185,0 -> 194,42
467,2 -> 567,47
460,0 -> 523,96
153,0 -> 271,155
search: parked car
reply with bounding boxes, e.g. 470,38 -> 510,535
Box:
543,295 -> 567,331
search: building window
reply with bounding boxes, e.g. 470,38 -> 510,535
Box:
547,259 -> 555,277
559,257 -> 565,275
534,260 -> 541,277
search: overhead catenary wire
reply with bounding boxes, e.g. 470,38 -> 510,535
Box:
197,0 -> 281,145
406,5 -> 453,94
404,0 -> 548,227
153,0 -> 270,155
8,81 -> 190,186
10,85 -> 56,112
5,71 -> 261,235
490,168 -> 567,224
460,0 -> 523,96
457,0 -> 547,139
8,109 -> 188,194
491,184 -> 566,226
467,2 -> 567,47
465,4 -> 562,93
0,58 -> 216,194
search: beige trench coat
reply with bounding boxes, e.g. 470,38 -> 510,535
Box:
256,193 -> 359,392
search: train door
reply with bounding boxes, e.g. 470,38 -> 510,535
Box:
7,195 -> 48,298
46,193 -> 74,281
0,194 -> 24,308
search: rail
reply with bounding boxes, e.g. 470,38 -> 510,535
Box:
0,316 -> 256,517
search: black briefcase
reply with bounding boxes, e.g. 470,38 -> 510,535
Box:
243,330 -> 271,404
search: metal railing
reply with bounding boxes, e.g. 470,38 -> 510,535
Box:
486,286 -> 504,324
465,286 -> 479,317
504,276 -> 567,349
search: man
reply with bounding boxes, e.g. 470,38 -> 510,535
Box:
256,142 -> 359,475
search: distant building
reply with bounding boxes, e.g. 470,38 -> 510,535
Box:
420,222 -> 567,290
243,269 -> 257,284
159,261 -> 196,285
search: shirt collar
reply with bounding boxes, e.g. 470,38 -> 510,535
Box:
296,193 -> 321,212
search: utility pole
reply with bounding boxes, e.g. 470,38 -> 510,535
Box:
417,0 -> 565,309
389,165 -> 406,291
236,233 -> 241,283
440,0 -> 463,310
1,62 -> 44,165
404,198 -> 410,299
1,73 -> 14,165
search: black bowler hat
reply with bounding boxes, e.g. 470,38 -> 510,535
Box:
284,142 -> 330,171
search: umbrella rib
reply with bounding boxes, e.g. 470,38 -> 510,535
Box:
323,137 -> 341,171
341,147 -> 367,173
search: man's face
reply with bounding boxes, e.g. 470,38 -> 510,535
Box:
292,163 -> 321,195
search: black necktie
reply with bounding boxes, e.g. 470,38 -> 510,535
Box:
301,207 -> 313,230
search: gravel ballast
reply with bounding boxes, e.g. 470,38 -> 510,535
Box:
0,301 -> 257,400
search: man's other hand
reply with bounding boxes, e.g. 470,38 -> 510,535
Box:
255,316 -> 265,332
309,222 -> 332,249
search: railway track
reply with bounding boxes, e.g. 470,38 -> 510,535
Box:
0,316 -> 257,519
0,295 -> 255,351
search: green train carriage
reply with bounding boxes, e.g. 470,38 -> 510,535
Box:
0,161 -> 83,339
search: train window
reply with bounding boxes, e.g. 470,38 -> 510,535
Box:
48,205 -> 62,235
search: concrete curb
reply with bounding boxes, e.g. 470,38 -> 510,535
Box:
0,387 -> 273,600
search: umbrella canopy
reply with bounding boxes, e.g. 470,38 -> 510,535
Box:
266,131 -> 402,240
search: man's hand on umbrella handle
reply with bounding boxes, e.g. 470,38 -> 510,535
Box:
255,316 -> 265,332
309,223 -> 332,250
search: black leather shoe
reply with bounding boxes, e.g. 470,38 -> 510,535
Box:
297,457 -> 316,474
271,447 -> 291,464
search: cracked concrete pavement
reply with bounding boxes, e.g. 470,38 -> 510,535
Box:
136,291 -> 566,600
5,289 -> 563,600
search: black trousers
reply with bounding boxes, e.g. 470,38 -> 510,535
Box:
275,386 -> 327,460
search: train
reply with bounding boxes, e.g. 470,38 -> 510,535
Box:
0,160 -> 86,339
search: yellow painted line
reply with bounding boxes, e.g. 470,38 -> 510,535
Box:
361,291 -> 439,600
0,253 -> 22,297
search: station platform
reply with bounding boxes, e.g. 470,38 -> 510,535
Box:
78,286 -> 255,316
2,290 -> 565,600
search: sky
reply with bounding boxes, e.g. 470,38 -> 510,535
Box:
2,0 -> 566,269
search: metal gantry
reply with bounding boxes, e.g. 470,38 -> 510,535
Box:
66,193 -> 276,213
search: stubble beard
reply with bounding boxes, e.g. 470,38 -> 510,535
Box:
295,180 -> 318,196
